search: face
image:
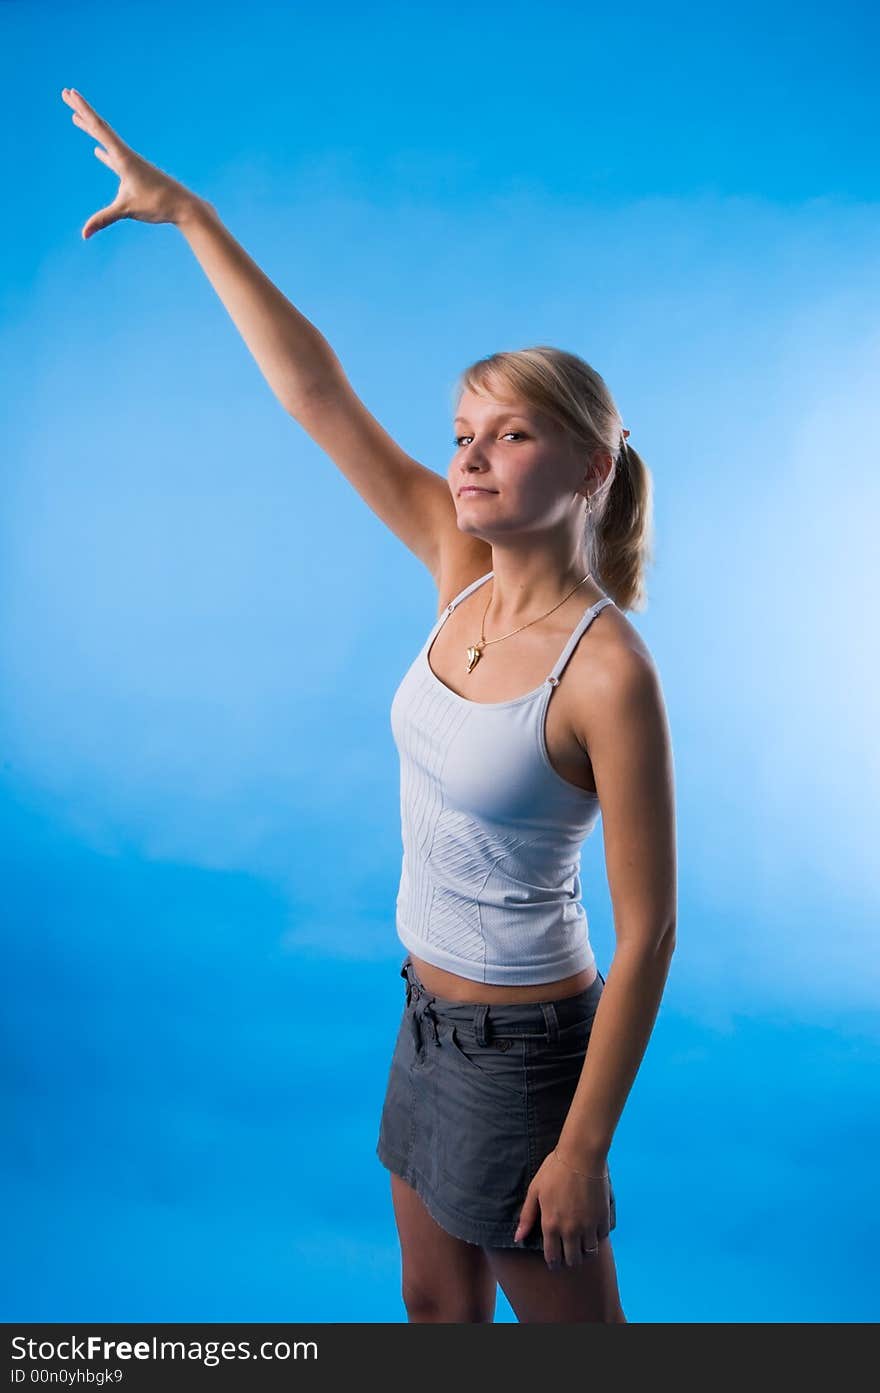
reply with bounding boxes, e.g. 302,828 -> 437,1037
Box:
450,387 -> 593,538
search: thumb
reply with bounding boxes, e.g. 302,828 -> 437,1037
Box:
514,1186 -> 539,1243
82,196 -> 124,239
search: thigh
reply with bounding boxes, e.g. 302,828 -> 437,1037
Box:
390,1173 -> 498,1323
484,1237 -> 626,1323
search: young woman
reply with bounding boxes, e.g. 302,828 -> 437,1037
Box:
61,87 -> 677,1325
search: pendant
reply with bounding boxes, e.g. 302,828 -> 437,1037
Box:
466,644 -> 483,674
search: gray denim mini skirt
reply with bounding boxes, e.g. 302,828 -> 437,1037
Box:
375,953 -> 616,1251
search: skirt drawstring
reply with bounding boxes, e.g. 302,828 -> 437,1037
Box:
408,981 -> 442,1053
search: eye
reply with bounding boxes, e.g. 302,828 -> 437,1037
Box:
453,431 -> 525,447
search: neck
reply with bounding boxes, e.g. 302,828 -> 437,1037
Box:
483,543 -> 593,627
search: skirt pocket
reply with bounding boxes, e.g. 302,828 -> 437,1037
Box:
444,1022 -> 527,1101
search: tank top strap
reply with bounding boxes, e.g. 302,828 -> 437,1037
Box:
423,570 -> 494,647
547,596 -> 615,685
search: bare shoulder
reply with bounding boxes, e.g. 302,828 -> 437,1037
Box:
566,601 -> 667,748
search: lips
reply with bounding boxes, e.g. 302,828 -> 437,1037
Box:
458,487 -> 496,495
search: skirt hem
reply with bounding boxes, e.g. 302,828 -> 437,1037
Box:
376,1138 -> 549,1251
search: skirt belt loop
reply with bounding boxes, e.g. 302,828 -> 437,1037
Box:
539,1000 -> 560,1043
424,1000 -> 441,1046
473,1003 -> 490,1046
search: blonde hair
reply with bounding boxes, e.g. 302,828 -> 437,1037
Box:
451,346 -> 654,613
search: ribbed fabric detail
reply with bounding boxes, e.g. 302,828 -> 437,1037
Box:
390,574 -> 614,985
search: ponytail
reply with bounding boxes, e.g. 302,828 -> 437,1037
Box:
592,437 -> 654,613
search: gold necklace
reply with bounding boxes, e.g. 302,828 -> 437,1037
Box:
465,571 -> 594,674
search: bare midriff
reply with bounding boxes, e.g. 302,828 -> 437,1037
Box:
408,952 -> 598,1004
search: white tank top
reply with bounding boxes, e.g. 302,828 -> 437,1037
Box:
390,570 -> 615,984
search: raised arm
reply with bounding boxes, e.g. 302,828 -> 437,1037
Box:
61,87 -> 486,584
173,199 -> 461,578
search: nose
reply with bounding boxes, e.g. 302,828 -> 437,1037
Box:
457,436 -> 489,466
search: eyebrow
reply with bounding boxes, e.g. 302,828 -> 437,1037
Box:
453,411 -> 532,426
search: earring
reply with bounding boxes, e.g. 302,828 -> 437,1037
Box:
587,492 -> 593,517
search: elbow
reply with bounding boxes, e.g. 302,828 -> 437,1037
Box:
618,924 -> 673,958
657,919 -> 676,956
617,919 -> 676,959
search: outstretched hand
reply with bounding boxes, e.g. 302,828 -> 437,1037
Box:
61,88 -> 198,239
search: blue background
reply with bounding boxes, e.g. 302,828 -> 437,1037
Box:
3,0 -> 879,1322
